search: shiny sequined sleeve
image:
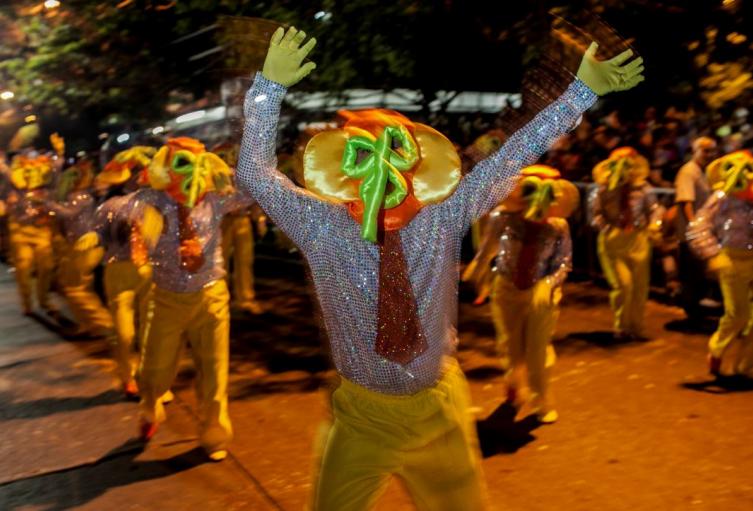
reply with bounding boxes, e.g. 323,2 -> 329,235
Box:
217,190 -> 255,216
588,184 -> 607,231
446,79 -> 597,232
236,73 -> 342,249
643,184 -> 665,231
686,192 -> 722,260
547,218 -> 573,288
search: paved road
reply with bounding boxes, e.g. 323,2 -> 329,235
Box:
1,260 -> 752,510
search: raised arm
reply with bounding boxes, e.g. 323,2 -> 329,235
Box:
236,27 -> 337,250
446,43 -> 644,233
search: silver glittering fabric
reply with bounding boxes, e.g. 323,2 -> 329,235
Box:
237,73 -> 596,395
687,191 -> 753,259
589,183 -> 662,231
6,188 -> 53,227
93,193 -> 142,264
95,188 -> 252,292
485,210 -> 572,290
48,190 -> 95,243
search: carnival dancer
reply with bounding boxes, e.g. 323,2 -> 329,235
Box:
687,150 -> 753,377
0,135 -> 64,314
80,137 -> 251,461
49,157 -> 114,337
79,146 -> 157,397
213,142 -> 264,314
471,165 -> 577,423
590,147 -> 663,339
237,26 -> 644,510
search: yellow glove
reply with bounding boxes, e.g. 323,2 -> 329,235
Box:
256,215 -> 268,239
576,42 -> 645,95
532,277 -> 554,309
140,205 -> 164,250
74,231 -> 100,252
708,253 -> 732,273
262,26 -> 317,87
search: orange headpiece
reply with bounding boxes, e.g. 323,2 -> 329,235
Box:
592,146 -> 650,191
706,150 -> 753,201
502,165 -> 579,221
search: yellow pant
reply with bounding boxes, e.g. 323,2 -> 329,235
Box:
710,249 -> 753,374
138,279 -> 232,453
104,261 -> 153,385
597,228 -> 651,335
221,215 -> 256,308
313,359 -> 488,511
9,224 -> 55,312
57,243 -> 113,334
490,275 -> 559,406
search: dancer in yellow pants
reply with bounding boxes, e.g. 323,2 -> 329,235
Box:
50,159 -> 113,336
687,150 -> 753,376
81,146 -> 157,396
2,152 -> 60,314
471,165 -> 577,423
590,147 -> 663,339
83,137 -> 252,460
238,27 -> 643,509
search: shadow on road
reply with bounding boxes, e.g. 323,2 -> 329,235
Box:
0,388 -> 123,420
680,374 -> 753,394
477,402 -> 540,458
0,439 -> 209,511
664,318 -> 718,336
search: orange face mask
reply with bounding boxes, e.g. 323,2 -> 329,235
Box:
146,137 -> 232,208
303,109 -> 462,242
502,165 -> 579,222
706,150 -> 753,202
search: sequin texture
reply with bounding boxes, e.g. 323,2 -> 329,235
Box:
687,191 -> 753,259
589,183 -> 662,231
237,73 -> 596,395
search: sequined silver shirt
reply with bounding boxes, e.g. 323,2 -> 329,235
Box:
487,210 -> 572,289
48,190 -> 95,243
687,191 -> 753,259
237,73 -> 596,395
98,188 -> 252,293
589,183 -> 662,231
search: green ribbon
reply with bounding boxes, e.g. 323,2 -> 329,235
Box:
171,151 -> 206,208
341,125 -> 419,242
523,181 -> 555,221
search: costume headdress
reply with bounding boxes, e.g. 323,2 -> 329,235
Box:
593,146 -> 649,191
706,150 -> 753,201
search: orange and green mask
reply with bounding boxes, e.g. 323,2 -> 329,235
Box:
707,150 -> 753,201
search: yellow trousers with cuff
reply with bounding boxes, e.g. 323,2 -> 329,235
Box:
9,224 -> 55,312
710,248 -> 753,373
138,279 -> 232,453
313,358 -> 488,511
490,275 -> 559,408
221,215 -> 256,309
597,227 -> 651,335
104,260 -> 153,385
57,242 -> 113,335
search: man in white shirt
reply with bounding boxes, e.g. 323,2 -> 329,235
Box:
675,136 -> 717,319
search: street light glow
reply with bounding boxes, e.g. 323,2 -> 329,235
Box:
1,91 -> 14,100
151,126 -> 165,135
116,133 -> 130,143
44,0 -> 61,9
25,115 -> 37,123
175,110 -> 206,124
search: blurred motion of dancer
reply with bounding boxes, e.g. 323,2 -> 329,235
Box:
590,147 -> 664,340
213,142 -> 264,315
0,136 -> 64,315
238,25 -> 643,510
471,165 -> 578,423
79,137 -> 251,461
82,146 -> 157,398
687,150 -> 753,377
49,157 -> 114,338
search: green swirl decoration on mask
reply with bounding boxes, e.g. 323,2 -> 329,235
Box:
341,125 -> 419,242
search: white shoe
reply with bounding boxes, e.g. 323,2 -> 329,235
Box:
536,409 -> 559,424
160,390 -> 174,404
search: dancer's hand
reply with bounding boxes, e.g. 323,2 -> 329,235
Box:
140,205 -> 164,250
708,253 -> 732,273
577,42 -> 645,95
262,26 -> 317,87
74,232 -> 100,252
532,278 -> 554,309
